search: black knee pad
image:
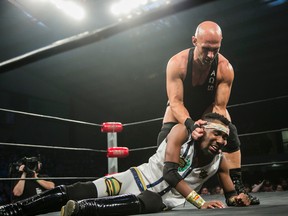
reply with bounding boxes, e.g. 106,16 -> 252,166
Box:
66,181 -> 98,200
137,190 -> 164,213
222,123 -> 241,153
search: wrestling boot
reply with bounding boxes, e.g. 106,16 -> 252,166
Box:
61,194 -> 141,216
61,190 -> 164,216
0,185 -> 68,216
230,168 -> 260,205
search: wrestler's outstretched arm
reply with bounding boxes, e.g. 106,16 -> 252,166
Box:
218,156 -> 251,206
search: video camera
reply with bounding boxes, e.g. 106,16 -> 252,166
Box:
21,156 -> 41,173
9,155 -> 41,177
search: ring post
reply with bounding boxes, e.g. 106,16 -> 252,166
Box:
101,122 -> 123,174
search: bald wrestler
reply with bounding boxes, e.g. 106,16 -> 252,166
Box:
157,20 -> 259,204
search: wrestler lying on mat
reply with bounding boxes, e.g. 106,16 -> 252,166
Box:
0,112 -> 251,216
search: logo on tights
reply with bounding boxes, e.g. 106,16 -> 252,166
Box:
178,157 -> 191,172
105,177 -> 122,196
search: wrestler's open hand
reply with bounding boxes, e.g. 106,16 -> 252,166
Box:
191,119 -> 207,140
201,200 -> 225,209
233,193 -> 251,206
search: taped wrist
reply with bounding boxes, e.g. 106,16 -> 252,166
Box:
163,162 -> 182,187
186,190 -> 206,209
225,190 -> 238,206
184,118 -> 198,134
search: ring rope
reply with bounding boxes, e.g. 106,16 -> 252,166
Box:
122,117 -> 163,127
0,141 -> 157,152
0,108 -> 102,127
0,177 -> 98,181
129,146 -> 157,152
238,128 -> 288,137
2,160 -> 288,182
242,160 -> 288,167
0,127 -> 287,152
227,95 -> 288,108
0,142 -> 106,153
0,95 -> 287,127
129,128 -> 288,152
2,161 -> 288,182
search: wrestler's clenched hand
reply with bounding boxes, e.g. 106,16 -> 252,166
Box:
233,193 -> 251,206
191,119 -> 207,140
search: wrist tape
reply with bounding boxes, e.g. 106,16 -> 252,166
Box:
224,190 -> 237,206
224,190 -> 237,199
184,118 -> 199,135
226,197 -> 237,206
184,118 -> 194,132
186,190 -> 206,209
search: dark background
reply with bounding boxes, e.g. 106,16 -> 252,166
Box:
0,0 -> 288,203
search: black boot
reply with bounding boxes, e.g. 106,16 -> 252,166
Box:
61,190 -> 164,216
230,168 -> 260,205
0,185 -> 68,216
61,194 -> 142,216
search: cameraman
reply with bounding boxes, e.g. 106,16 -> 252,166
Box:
11,157 -> 55,202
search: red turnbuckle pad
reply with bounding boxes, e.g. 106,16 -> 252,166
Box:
101,122 -> 123,133
107,147 -> 129,158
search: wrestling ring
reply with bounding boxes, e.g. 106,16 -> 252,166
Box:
0,100 -> 287,215
1,0 -> 288,214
